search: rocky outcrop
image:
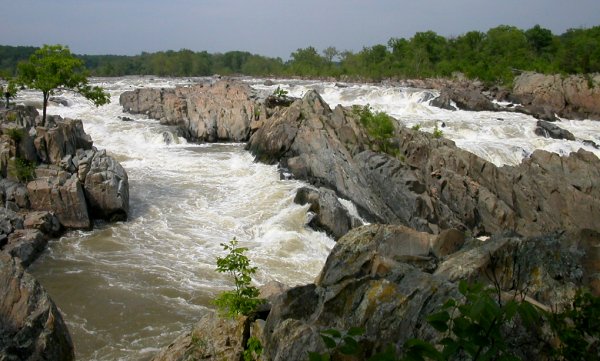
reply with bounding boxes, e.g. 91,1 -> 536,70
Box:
248,90 -> 600,237
431,85 -> 498,112
258,225 -> 584,360
120,80 -> 261,142
512,72 -> 600,120
0,253 -> 75,360
1,106 -> 130,234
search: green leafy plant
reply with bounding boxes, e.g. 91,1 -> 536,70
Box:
214,238 -> 263,318
432,123 -> 443,139
547,290 -> 600,360
411,124 -> 421,131
309,327 -> 365,361
273,85 -> 288,98
352,104 -> 397,155
5,127 -> 24,142
243,337 -> 263,361
10,157 -> 36,182
403,281 -> 543,361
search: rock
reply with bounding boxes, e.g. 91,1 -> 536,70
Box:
118,116 -> 134,122
264,79 -> 274,86
3,229 -> 48,267
294,187 -> 360,240
512,72 -> 600,120
248,91 -> 600,237
534,120 -> 576,140
34,117 -> 93,164
514,104 -> 559,122
83,150 -> 129,222
0,253 -> 75,360
23,211 -> 61,236
150,312 -> 246,361
265,95 -> 296,108
429,91 -> 457,111
120,80 -> 259,142
27,173 -> 91,229
262,225 -> 459,361
49,96 -> 70,106
0,208 -> 24,236
431,86 -> 498,112
435,232 -> 587,305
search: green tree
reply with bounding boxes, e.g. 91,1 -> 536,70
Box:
17,44 -> 110,122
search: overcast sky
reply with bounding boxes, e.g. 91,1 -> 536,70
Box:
1,0 -> 599,59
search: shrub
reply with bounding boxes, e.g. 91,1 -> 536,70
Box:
432,123 -> 443,138
5,127 -> 24,143
411,124 -> 421,131
352,104 -> 397,155
273,86 -> 288,98
243,337 -> 263,361
10,157 -> 36,182
214,238 -> 263,318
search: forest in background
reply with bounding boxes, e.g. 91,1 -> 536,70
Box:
1,24 -> 599,84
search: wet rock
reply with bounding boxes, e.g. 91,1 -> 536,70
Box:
49,96 -> 70,106
83,150 -> 129,222
0,253 -> 75,360
294,187 -> 360,240
534,120 -> 575,140
431,86 -> 497,112
3,229 -> 48,267
118,116 -> 134,122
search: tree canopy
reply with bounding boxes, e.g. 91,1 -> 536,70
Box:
2,24 -> 600,85
16,44 -> 110,122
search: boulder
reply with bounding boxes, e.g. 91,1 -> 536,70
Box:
534,120 -> 575,140
120,80 -> 259,142
431,86 -> 498,112
294,187 -> 360,240
34,117 -> 93,164
27,173 -> 91,229
3,229 -> 48,267
150,312 -> 246,361
83,150 -> 129,221
23,211 -> 61,236
0,253 -> 75,360
0,208 -> 23,237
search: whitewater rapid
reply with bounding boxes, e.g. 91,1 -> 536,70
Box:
17,76 -> 600,361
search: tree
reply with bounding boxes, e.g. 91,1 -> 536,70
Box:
17,44 -> 110,122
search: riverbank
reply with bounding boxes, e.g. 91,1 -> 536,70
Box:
0,105 -> 130,360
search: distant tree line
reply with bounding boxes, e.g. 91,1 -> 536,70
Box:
1,24 -> 599,84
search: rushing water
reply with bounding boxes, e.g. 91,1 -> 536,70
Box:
19,76 -> 600,361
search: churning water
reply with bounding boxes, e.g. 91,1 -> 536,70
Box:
19,76 -> 600,360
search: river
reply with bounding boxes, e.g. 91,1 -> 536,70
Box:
19,76 -> 600,360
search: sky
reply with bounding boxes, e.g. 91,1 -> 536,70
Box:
1,0 -> 599,59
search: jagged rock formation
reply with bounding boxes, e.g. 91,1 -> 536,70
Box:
1,106 -> 129,236
0,253 -> 74,361
119,80 -> 261,142
512,72 -> 600,120
248,90 -> 600,237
